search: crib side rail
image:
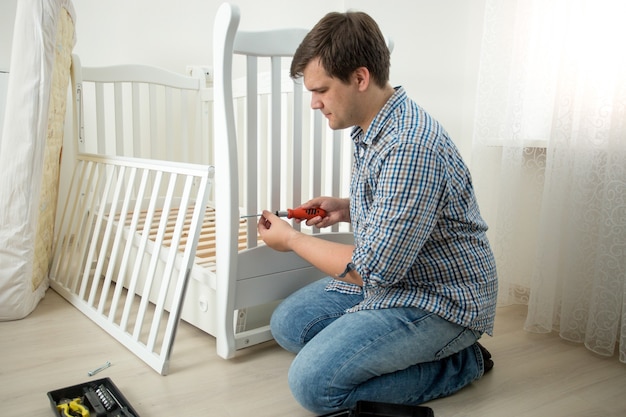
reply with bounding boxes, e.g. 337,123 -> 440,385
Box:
49,153 -> 213,375
71,54 -> 213,167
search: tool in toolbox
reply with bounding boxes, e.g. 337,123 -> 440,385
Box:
95,384 -> 136,417
56,397 -> 90,417
48,378 -> 140,417
83,387 -> 107,416
241,207 -> 326,220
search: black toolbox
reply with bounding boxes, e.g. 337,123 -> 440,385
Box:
318,400 -> 434,417
47,377 -> 139,417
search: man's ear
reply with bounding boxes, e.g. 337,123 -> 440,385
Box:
353,67 -> 370,91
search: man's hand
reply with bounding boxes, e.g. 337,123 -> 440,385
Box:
257,210 -> 301,252
298,197 -> 351,228
257,208 -> 361,285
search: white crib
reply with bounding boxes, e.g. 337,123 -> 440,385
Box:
49,2 -> 353,374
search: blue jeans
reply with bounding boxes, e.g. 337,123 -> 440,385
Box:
270,278 -> 486,414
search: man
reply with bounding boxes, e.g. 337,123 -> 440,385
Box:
257,10 -> 497,415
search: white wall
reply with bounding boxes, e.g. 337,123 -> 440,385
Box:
0,72 -> 7,137
70,0 -> 341,70
0,1 -> 17,70
0,0 -> 486,160
70,0 -> 485,160
343,0 -> 486,160
0,0 -> 17,139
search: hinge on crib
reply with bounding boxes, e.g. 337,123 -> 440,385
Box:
235,309 -> 247,333
186,65 -> 213,87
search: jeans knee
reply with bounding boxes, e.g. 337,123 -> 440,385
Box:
270,302 -> 304,353
288,355 -> 338,414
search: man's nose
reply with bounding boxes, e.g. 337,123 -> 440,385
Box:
310,94 -> 322,110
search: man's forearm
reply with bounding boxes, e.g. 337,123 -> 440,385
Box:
288,232 -> 362,286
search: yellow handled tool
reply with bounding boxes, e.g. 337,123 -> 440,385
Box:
57,397 -> 90,417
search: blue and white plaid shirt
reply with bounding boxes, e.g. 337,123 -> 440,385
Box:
326,87 -> 498,335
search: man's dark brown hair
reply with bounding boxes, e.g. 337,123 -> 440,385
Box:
291,11 -> 390,88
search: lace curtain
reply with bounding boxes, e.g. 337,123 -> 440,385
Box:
471,0 -> 626,362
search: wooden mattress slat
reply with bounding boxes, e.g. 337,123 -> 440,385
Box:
118,206 -> 257,261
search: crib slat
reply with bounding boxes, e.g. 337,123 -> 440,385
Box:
245,56 -> 258,248
312,110 -> 323,199
50,160 -> 74,285
72,161 -> 100,293
132,83 -> 141,157
108,168 -> 151,321
52,159 -> 91,289
331,130 -> 342,233
270,56 -> 281,212
52,159 -> 80,287
98,167 -> 138,313
159,172 -> 212,363
120,169 -> 163,332
133,172 -> 178,340
149,84 -> 158,160
201,93 -> 213,167
292,80 -> 303,228
179,89 -> 190,163
95,82 -> 106,155
146,174 -> 194,351
78,161 -> 112,297
114,82 -> 124,155
89,165 -> 127,310
164,87 -> 173,160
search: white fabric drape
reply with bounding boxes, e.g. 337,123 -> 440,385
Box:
471,0 -> 626,362
0,0 -> 75,320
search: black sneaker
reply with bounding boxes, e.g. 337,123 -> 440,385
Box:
477,342 -> 493,373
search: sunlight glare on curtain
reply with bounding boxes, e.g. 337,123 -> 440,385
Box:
471,0 -> 626,362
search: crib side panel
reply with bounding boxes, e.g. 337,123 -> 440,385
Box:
50,153 -> 213,375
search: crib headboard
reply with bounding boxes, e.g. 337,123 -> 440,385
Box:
213,4 -> 352,247
212,3 -> 355,359
72,55 -> 213,166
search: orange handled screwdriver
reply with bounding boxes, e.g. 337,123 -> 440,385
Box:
241,207 -> 326,220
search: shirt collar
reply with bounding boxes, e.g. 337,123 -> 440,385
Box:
350,86 -> 406,147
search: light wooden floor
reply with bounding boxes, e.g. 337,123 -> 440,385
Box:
1,289 -> 625,417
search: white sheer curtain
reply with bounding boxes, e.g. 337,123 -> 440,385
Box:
471,0 -> 626,362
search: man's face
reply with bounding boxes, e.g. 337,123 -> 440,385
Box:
302,58 -> 361,130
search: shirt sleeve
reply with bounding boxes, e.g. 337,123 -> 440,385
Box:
353,141 -> 447,291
